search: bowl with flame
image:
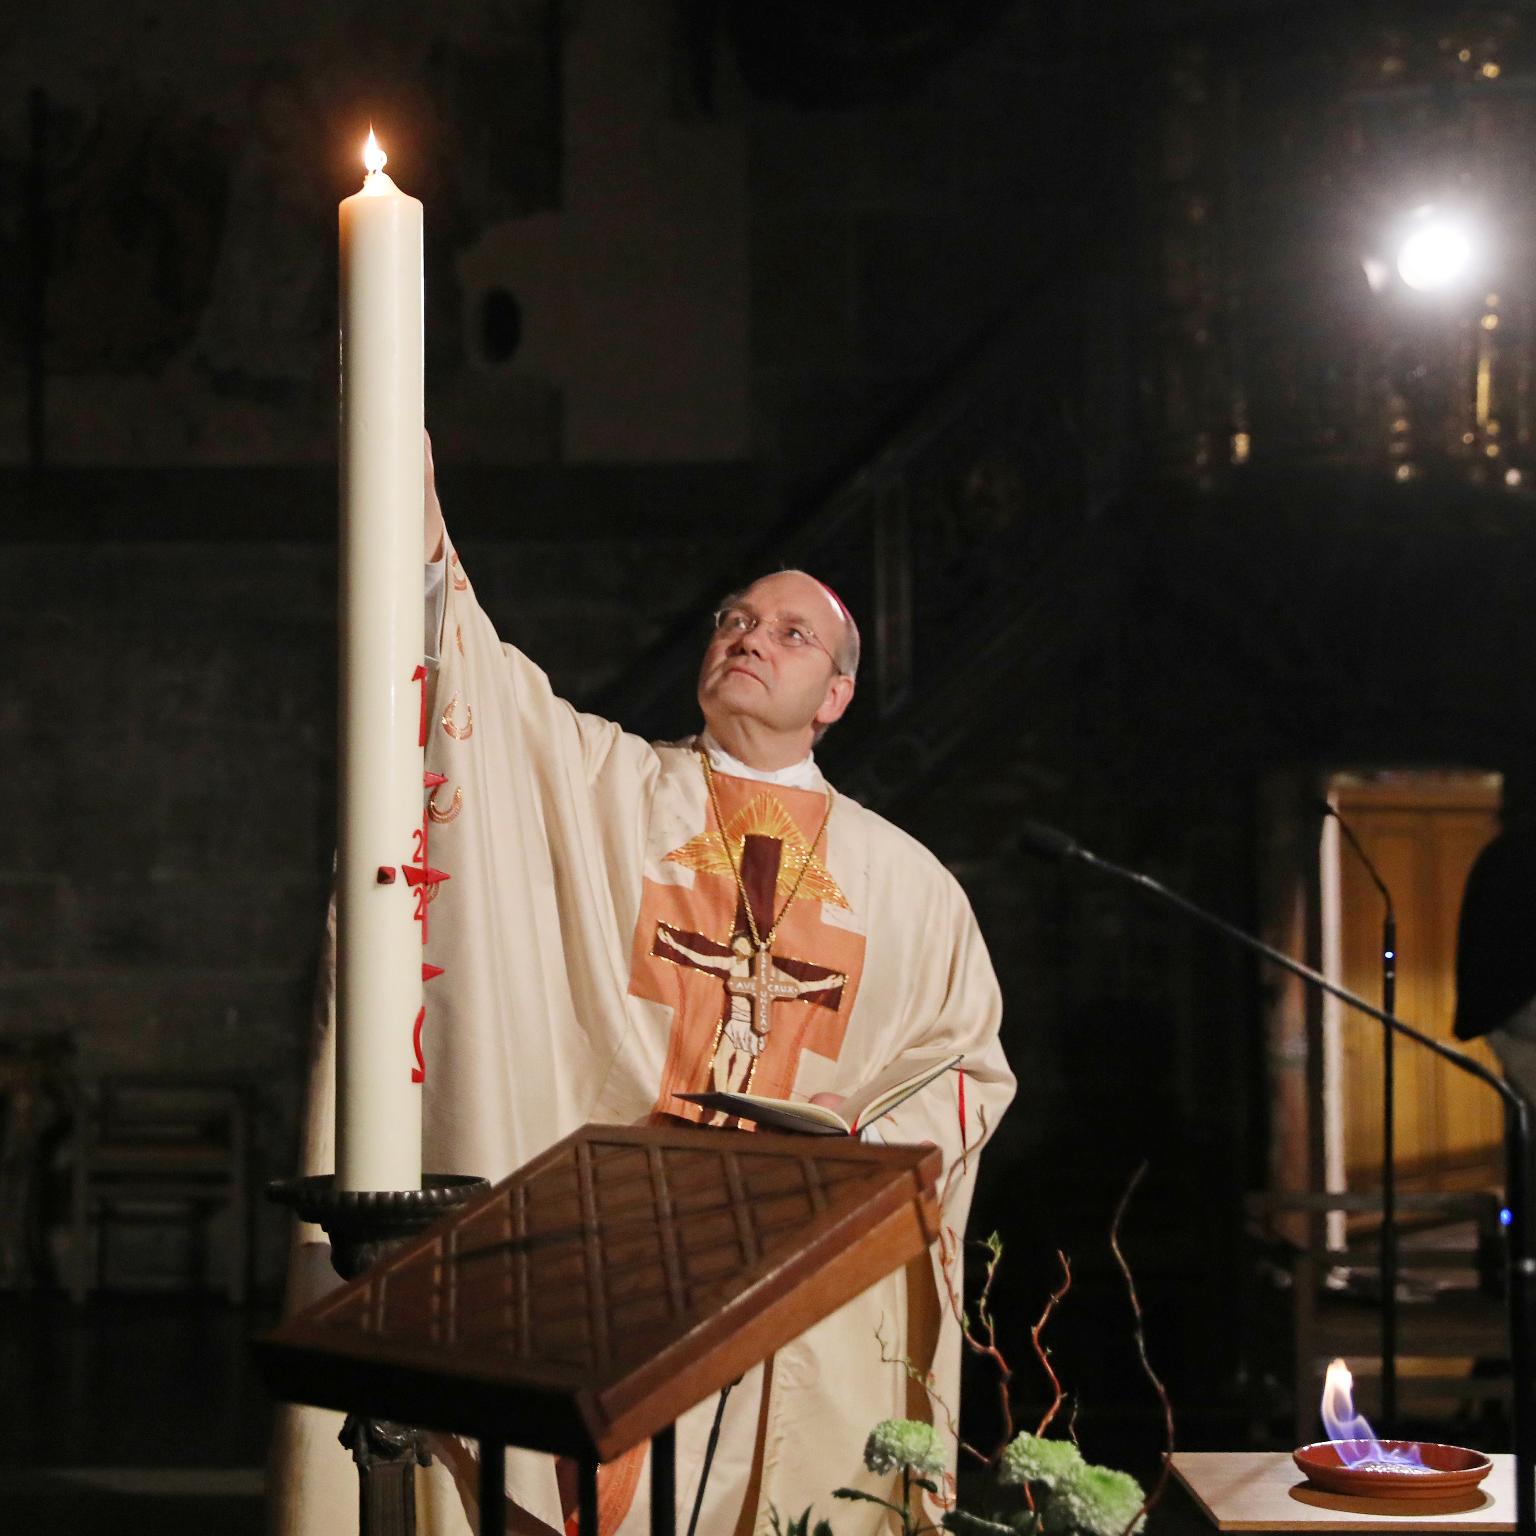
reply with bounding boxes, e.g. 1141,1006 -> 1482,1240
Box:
1293,1440 -> 1493,1499
1297,1360 -> 1492,1499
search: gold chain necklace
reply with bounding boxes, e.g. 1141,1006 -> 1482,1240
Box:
698,746 -> 834,952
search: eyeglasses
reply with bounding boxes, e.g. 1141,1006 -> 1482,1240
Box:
712,606 -> 836,664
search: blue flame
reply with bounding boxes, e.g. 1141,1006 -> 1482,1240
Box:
1321,1359 -> 1424,1468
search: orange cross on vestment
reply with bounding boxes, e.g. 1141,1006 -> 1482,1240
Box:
629,776 -> 867,1126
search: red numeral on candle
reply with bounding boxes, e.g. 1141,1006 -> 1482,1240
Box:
413,664 -> 428,748
411,1005 -> 426,1083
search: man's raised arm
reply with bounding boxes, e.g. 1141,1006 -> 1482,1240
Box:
418,430 -> 651,797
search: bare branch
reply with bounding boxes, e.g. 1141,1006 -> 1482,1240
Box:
973,1233 -> 1015,1459
1109,1162 -> 1174,1536
935,1228 -> 1005,1467
1031,1250 -> 1073,1437
876,1314 -> 963,1504
936,1227 -> 1015,1464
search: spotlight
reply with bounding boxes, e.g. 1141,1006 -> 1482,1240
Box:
1396,208 -> 1476,292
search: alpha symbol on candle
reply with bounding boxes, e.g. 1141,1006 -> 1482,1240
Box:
364,127 -> 388,176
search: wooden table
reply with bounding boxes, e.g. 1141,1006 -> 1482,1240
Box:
1169,1453 -> 1514,1533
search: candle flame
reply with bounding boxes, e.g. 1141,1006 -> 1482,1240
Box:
363,127 -> 388,177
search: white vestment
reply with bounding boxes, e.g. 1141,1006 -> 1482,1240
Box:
269,541 -> 1015,1536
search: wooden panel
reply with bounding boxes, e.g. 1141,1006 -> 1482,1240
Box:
1334,778 -> 1502,1189
256,1122 -> 942,1460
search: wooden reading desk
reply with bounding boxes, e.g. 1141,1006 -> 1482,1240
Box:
258,1121 -> 945,1536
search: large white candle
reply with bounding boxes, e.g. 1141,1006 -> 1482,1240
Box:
336,130 -> 425,1191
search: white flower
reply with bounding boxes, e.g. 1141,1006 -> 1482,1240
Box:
998,1434 -> 1085,1490
1041,1464 -> 1146,1536
862,1418 -> 947,1478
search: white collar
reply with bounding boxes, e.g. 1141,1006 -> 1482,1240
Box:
699,730 -> 820,790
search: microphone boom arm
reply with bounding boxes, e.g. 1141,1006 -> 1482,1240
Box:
1072,840 -> 1507,1105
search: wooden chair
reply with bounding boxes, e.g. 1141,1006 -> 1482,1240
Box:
69,1076 -> 251,1304
1247,1188 -> 1508,1442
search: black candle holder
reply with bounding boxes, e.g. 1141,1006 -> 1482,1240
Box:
267,1172 -> 488,1536
268,1172 -> 487,1278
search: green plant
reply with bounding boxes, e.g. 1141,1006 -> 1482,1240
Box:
769,1508 -> 837,1536
777,1163 -> 1173,1536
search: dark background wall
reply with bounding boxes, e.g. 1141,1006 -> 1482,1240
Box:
6,0 -> 1536,1474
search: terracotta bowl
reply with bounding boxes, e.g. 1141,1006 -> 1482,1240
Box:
1293,1441 -> 1493,1499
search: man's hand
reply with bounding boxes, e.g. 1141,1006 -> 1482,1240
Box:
424,429 -> 445,562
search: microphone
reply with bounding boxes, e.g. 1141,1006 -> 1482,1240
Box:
1317,799 -> 1396,924
1015,820 -> 1453,1060
1017,818 -> 1536,1536
1016,820 -> 1085,863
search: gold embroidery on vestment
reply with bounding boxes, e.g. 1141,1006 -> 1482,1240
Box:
450,553 -> 468,592
441,694 -> 474,740
428,786 -> 463,824
454,624 -> 464,656
664,790 -> 849,910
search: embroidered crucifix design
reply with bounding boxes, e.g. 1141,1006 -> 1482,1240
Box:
651,830 -> 847,1096
631,781 -> 868,1121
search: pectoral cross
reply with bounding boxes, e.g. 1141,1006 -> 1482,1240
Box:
728,941 -> 804,1039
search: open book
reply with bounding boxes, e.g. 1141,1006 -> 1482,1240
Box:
674,1049 -> 963,1136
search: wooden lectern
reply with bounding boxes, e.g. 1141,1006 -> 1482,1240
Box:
258,1121 -> 944,1536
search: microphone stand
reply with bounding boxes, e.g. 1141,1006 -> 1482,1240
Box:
1324,804 -> 1399,1424
1018,822 -> 1534,1536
